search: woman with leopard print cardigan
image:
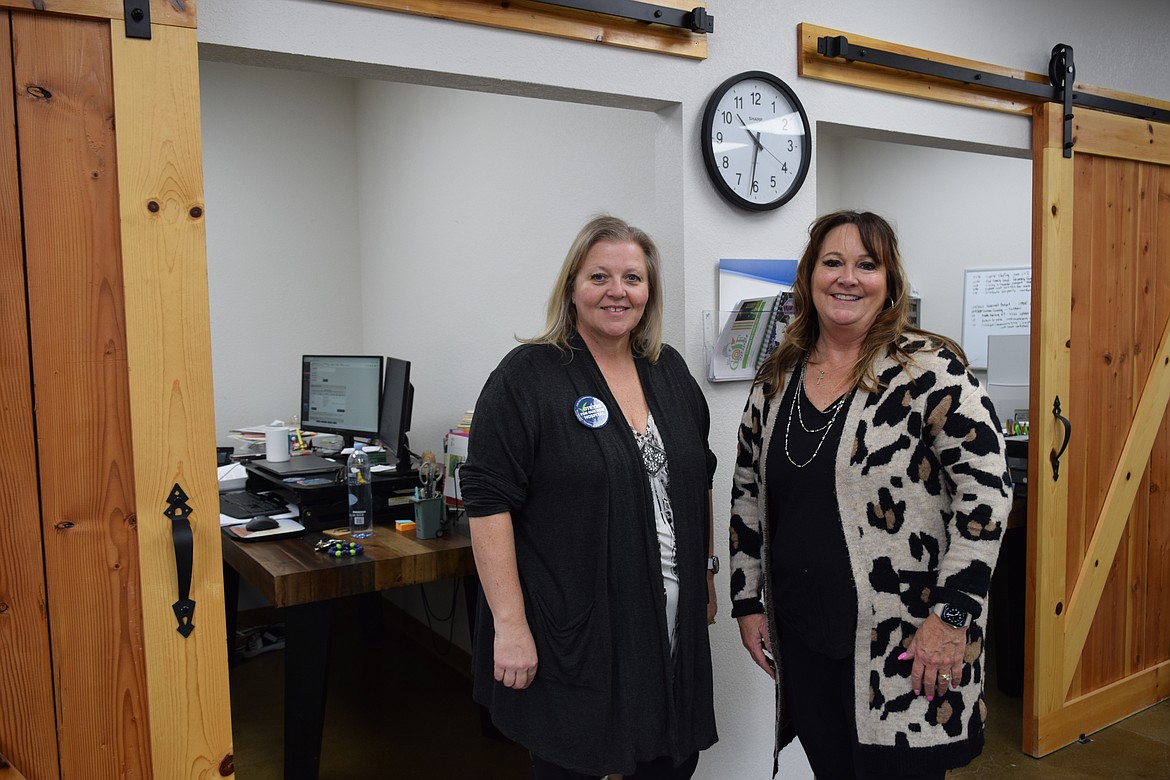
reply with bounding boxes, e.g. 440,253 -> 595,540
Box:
729,211 -> 1012,778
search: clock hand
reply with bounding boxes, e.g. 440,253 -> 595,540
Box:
739,113 -> 800,170
757,137 -> 794,168
738,114 -> 762,196
737,114 -> 764,150
747,135 -> 760,196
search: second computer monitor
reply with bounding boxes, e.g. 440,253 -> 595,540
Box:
379,357 -> 414,471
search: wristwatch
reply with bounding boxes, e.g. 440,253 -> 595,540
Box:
706,555 -> 720,574
934,603 -> 969,629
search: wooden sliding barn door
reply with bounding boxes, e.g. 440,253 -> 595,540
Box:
0,4 -> 232,778
0,10 -> 56,779
1027,101 -> 1170,756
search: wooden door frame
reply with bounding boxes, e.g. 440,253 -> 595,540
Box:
324,0 -> 709,58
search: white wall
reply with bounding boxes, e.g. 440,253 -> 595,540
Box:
201,62 -> 361,431
196,1 -> 1170,777
202,69 -> 663,445
354,81 -> 661,454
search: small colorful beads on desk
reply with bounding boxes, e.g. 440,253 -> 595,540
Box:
314,540 -> 364,557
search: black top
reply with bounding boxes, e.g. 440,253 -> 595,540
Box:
767,370 -> 858,659
460,338 -> 718,775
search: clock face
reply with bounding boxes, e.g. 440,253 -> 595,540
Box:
701,72 -> 811,211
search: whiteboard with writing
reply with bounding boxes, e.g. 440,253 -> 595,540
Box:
963,267 -> 1031,369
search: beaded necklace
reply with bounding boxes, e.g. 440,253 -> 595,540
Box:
633,424 -> 667,476
784,360 -> 848,468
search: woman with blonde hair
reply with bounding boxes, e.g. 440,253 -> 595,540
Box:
463,215 -> 719,779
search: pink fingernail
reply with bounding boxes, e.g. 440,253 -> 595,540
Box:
897,652 -> 908,661
913,689 -> 920,697
926,695 -> 934,702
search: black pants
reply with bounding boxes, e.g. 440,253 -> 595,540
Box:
531,751 -> 699,780
780,636 -> 945,780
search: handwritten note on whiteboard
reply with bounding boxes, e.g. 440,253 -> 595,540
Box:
963,267 -> 1031,369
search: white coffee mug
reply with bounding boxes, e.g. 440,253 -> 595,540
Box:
265,426 -> 291,463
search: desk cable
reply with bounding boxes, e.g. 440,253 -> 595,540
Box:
420,577 -> 460,657
419,464 -> 466,656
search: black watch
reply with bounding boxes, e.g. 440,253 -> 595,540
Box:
934,603 -> 968,628
706,555 -> 720,574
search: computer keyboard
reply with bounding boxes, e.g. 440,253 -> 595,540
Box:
220,490 -> 289,519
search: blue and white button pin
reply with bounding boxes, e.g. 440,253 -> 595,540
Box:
574,396 -> 610,429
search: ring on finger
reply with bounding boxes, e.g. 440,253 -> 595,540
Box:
939,672 -> 951,681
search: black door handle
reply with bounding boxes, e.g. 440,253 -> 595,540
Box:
1050,396 -> 1072,481
165,483 -> 196,637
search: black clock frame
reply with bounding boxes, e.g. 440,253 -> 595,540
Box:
700,71 -> 812,212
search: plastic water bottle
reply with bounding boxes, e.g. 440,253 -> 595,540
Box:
347,442 -> 374,538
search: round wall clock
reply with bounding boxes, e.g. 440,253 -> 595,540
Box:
700,71 -> 812,211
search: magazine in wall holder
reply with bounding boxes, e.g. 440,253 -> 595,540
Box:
704,292 -> 794,382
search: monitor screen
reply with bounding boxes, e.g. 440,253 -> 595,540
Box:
300,355 -> 384,444
378,357 -> 413,470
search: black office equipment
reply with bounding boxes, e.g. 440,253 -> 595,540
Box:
220,490 -> 289,519
300,354 -> 384,448
251,453 -> 342,478
378,356 -> 414,471
245,516 -> 280,532
244,460 -> 418,531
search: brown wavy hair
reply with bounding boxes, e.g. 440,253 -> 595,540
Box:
525,214 -> 664,362
756,210 -> 965,397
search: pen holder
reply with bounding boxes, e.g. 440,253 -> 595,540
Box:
413,496 -> 444,539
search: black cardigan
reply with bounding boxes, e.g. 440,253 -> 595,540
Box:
461,339 -> 717,775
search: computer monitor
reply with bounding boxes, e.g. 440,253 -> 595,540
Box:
300,355 -> 384,447
378,357 -> 414,471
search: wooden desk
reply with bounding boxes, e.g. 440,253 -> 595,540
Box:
222,524 -> 476,780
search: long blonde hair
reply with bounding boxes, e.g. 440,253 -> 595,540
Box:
525,214 -> 665,362
757,210 -> 965,396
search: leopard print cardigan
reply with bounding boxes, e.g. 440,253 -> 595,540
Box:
729,338 -> 1012,775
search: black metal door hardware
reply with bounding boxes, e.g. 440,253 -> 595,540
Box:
124,0 -> 151,39
1050,396 -> 1072,482
533,1 -> 713,33
817,36 -> 1167,158
165,483 -> 196,637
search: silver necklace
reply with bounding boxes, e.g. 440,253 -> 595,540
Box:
796,362 -> 845,434
784,361 -> 847,468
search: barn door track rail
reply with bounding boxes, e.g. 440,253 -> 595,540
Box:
533,0 -> 713,33
817,36 -> 1168,157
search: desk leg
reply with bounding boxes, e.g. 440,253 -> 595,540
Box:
223,562 -> 240,665
284,600 -> 332,780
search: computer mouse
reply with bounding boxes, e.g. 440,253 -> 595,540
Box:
245,516 -> 280,532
